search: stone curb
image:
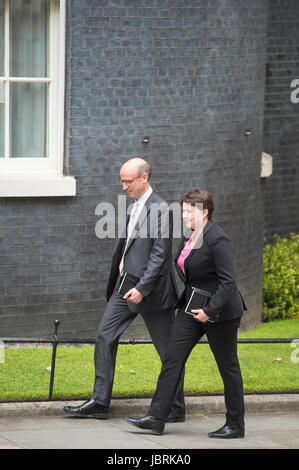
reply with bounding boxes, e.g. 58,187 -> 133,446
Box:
0,394 -> 299,417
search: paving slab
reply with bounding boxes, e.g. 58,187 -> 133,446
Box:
0,411 -> 298,450
0,395 -> 298,451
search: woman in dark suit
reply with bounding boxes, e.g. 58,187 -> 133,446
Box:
125,189 -> 246,438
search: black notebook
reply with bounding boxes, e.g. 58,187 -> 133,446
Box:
185,287 -> 212,316
118,272 -> 140,297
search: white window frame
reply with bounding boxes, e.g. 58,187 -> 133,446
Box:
0,0 -> 76,197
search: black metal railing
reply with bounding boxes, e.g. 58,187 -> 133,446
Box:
1,320 -> 298,400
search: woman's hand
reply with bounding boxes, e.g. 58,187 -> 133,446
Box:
123,288 -> 144,304
191,309 -> 210,322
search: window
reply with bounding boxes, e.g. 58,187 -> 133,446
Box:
0,0 -> 76,197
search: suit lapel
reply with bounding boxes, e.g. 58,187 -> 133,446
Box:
174,237 -> 187,282
182,220 -> 214,273
174,236 -> 187,262
112,212 -> 129,258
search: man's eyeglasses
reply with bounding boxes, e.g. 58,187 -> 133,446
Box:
119,175 -> 141,186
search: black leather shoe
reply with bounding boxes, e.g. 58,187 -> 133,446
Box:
63,399 -> 108,419
166,412 -> 185,423
208,424 -> 245,439
124,415 -> 165,436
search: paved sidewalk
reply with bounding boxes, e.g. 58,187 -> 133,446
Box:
0,395 -> 298,450
0,412 -> 298,450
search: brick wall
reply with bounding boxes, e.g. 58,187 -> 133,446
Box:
0,0 -> 269,338
263,0 -> 299,240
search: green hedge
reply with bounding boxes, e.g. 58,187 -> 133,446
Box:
262,233 -> 299,322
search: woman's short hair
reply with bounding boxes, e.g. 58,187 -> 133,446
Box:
180,189 -> 214,220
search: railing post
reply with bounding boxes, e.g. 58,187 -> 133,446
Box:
49,320 -> 60,400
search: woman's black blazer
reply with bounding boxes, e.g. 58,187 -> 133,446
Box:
174,220 -> 246,322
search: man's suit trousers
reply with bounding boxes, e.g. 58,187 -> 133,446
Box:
91,285 -> 185,415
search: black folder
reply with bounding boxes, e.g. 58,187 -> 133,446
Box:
185,287 -> 212,316
118,272 -> 140,297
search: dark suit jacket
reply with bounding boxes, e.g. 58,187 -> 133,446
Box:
174,220 -> 246,322
106,190 -> 179,313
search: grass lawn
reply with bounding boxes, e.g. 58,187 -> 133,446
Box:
1,319 -> 298,402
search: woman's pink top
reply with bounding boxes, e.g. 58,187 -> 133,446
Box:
177,235 -> 197,275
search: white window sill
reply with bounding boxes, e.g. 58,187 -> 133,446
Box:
0,174 -> 76,197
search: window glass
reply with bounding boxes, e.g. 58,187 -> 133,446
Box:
10,0 -> 49,78
0,0 -> 4,76
10,82 -> 48,158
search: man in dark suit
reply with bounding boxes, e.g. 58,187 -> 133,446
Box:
64,158 -> 185,420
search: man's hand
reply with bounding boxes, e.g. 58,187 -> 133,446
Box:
123,288 -> 144,304
191,309 -> 210,322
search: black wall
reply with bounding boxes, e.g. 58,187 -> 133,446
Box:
0,1 -> 271,337
263,0 -> 299,240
